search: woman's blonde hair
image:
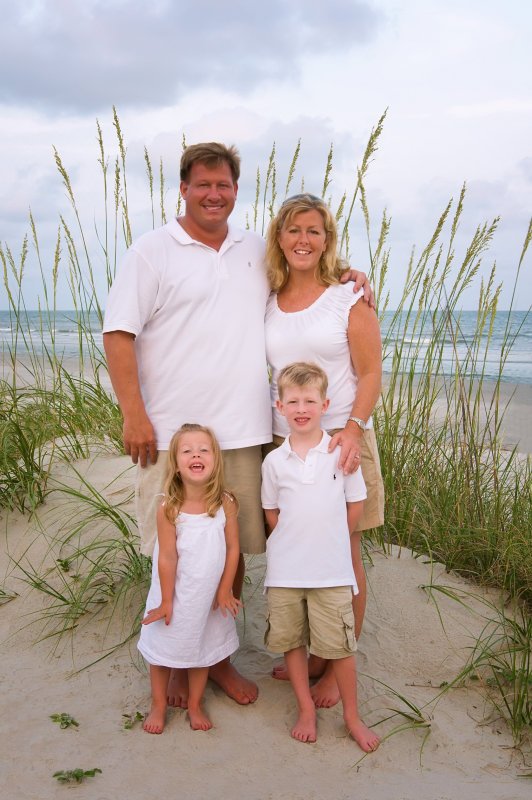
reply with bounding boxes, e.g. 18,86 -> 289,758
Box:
163,423 -> 235,523
265,194 -> 347,292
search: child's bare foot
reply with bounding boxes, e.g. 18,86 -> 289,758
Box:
167,668 -> 189,708
209,659 -> 258,704
188,704 -> 212,731
291,707 -> 316,743
143,701 -> 166,734
310,670 -> 340,708
272,654 -> 326,681
344,713 -> 380,752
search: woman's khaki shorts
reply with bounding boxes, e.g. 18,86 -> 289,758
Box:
135,445 -> 266,557
265,586 -> 356,658
266,427 -> 384,532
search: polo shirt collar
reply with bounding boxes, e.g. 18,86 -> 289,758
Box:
280,430 -> 330,458
166,218 -> 244,247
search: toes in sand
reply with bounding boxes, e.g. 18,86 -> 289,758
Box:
188,705 -> 212,731
291,708 -> 316,743
345,716 -> 380,753
310,674 -> 340,708
143,703 -> 166,734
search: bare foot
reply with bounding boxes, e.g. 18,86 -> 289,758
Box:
291,707 -> 316,743
310,670 -> 340,708
143,701 -> 166,734
188,704 -> 212,731
167,668 -> 189,708
272,654 -> 326,682
209,659 -> 258,704
345,714 -> 380,753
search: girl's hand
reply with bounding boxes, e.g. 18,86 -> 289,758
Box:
213,590 -> 243,619
142,601 -> 173,626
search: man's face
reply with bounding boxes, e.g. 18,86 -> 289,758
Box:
180,161 -> 238,236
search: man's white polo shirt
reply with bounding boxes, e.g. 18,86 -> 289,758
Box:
261,432 -> 366,590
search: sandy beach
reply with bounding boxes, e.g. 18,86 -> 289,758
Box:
1,440 -> 530,800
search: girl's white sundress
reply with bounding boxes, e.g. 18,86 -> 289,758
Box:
137,505 -> 239,669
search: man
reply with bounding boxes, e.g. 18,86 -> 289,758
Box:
103,142 -> 371,706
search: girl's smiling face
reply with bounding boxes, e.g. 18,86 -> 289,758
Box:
277,209 -> 328,275
176,431 -> 215,484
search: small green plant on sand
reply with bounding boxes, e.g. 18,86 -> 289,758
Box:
49,713 -> 79,729
122,710 -> 145,729
53,768 -> 101,783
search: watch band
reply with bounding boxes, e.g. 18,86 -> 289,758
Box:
347,416 -> 366,431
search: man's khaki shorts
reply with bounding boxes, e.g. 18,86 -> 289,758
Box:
266,427 -> 384,532
264,586 -> 357,658
135,445 -> 266,557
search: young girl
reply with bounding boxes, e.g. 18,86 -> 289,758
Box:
137,423 -> 242,734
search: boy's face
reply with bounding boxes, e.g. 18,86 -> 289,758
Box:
277,384 -> 329,435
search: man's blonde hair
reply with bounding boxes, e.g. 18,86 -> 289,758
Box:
180,143 -> 240,184
277,362 -> 328,401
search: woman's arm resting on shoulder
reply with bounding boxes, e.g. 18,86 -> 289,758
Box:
340,269 -> 376,309
214,496 -> 243,617
330,301 -> 382,474
103,330 -> 157,467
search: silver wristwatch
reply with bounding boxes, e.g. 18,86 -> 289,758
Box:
347,416 -> 366,431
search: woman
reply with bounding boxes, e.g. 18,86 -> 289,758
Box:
264,193 -> 384,707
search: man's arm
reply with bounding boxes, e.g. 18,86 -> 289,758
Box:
103,330 -> 158,467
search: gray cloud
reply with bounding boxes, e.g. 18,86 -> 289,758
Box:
1,0 -> 382,113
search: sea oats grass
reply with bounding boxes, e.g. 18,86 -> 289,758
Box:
1,112 -> 530,749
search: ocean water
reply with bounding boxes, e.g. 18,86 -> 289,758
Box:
380,309 -> 532,385
1,309 -> 531,385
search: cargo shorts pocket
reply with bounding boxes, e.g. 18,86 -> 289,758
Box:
341,605 -> 356,652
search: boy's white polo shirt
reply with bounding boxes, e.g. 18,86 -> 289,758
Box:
261,432 -> 366,591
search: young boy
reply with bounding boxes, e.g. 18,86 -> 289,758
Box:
261,362 -> 380,751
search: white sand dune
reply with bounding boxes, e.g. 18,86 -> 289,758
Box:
1,450 -> 530,800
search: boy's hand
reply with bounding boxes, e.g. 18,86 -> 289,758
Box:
142,601 -> 173,626
213,591 -> 243,618
340,269 -> 376,309
329,427 -> 362,475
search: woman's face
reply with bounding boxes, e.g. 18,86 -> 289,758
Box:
277,209 -> 328,275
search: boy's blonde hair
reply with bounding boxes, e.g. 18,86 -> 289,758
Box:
163,423 -> 236,523
265,193 -> 347,292
277,362 -> 328,401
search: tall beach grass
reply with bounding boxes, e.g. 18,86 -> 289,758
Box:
1,111 -> 530,743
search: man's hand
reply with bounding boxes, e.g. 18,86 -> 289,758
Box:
123,415 -> 158,467
329,426 -> 362,476
340,269 -> 376,310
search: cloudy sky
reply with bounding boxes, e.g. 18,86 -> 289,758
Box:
1,0 -> 531,309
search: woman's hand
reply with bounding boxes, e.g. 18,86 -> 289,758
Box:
329,425 -> 363,475
213,590 -> 243,618
142,600 -> 173,626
